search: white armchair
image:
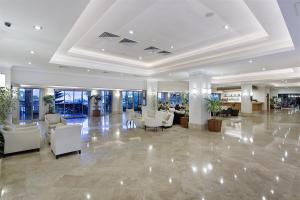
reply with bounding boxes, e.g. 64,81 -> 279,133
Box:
45,114 -> 67,143
161,112 -> 174,128
50,124 -> 82,159
1,125 -> 41,155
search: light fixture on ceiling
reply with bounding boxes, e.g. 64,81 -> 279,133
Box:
33,25 -> 43,30
170,45 -> 174,49
138,56 -> 142,60
224,25 -> 229,29
30,50 -> 35,54
87,69 -> 91,72
101,48 -> 105,51
262,67 -> 266,71
28,62 -> 32,65
248,59 -> 253,63
129,30 -> 134,34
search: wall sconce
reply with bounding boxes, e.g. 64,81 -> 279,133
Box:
202,88 -> 207,94
242,91 -> 248,97
250,92 -> 254,96
207,88 -> 212,94
0,74 -> 5,87
114,90 -> 120,97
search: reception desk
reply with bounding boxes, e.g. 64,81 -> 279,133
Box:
222,102 -> 263,112
252,102 -> 263,112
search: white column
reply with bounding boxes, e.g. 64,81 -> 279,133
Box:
146,80 -> 158,110
112,90 -> 122,114
89,89 -> 99,116
241,83 -> 252,114
0,66 -> 11,87
189,73 -> 211,130
39,88 -> 45,120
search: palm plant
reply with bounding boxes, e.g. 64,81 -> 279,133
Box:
205,97 -> 222,119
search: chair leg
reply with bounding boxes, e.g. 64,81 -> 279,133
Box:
78,150 -> 81,154
55,155 -> 59,159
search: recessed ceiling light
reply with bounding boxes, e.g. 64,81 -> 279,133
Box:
87,69 -> 91,72
28,62 -> 32,65
249,59 -> 253,63
129,30 -> 134,34
33,25 -> 43,30
101,48 -> 105,51
262,67 -> 266,71
138,56 -> 142,60
224,25 -> 229,29
30,50 -> 35,54
171,45 -> 174,49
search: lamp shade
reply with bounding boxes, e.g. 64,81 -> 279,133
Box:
0,74 -> 5,87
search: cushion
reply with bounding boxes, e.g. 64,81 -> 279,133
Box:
165,114 -> 171,121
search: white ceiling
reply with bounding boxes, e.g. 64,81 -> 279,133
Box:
0,0 -> 299,86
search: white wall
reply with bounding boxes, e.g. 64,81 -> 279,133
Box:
158,81 -> 188,92
12,68 -> 146,90
253,86 -> 269,111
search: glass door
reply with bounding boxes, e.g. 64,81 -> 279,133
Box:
54,90 -> 90,118
19,88 -> 40,121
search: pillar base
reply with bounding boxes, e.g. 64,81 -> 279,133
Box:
188,123 -> 207,130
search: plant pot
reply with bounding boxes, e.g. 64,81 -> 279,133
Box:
180,116 -> 189,128
92,110 -> 101,117
207,119 -> 222,132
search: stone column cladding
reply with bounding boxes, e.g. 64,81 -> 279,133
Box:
188,73 -> 211,130
146,80 -> 158,110
241,83 -> 252,114
112,90 -> 122,114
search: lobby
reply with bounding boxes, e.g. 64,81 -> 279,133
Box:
1,0 -> 300,199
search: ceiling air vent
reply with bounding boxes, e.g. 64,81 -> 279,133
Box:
99,32 -> 120,38
158,50 -> 171,54
144,46 -> 159,51
119,38 -> 138,44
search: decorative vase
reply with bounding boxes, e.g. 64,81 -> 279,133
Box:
207,119 -> 222,132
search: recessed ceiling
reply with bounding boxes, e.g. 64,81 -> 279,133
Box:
50,0 -> 294,75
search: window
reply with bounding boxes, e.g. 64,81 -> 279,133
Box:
55,90 -> 90,118
19,88 -> 40,121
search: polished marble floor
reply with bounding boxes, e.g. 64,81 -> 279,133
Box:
1,110 -> 300,200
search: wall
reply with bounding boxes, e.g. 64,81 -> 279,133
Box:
158,81 -> 188,92
253,86 -> 269,111
12,67 -> 146,90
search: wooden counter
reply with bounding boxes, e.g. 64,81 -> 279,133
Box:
222,102 -> 263,112
221,102 -> 241,110
252,102 -> 263,112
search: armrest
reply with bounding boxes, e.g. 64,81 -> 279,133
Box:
60,117 -> 67,125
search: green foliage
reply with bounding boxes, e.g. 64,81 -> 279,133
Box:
0,88 -> 16,124
43,95 -> 55,113
205,97 -> 222,118
90,94 -> 102,110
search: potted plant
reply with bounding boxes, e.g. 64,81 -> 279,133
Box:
0,88 -> 17,161
43,95 -> 55,114
180,92 -> 189,128
206,98 -> 222,132
90,94 -> 102,116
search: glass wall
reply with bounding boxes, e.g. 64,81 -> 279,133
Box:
157,92 -> 187,107
100,90 -> 113,114
122,90 -> 145,112
19,88 -> 40,121
55,90 -> 89,118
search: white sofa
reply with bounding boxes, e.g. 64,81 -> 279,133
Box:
45,114 -> 67,143
144,110 -> 174,131
1,124 -> 41,155
50,124 -> 82,159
